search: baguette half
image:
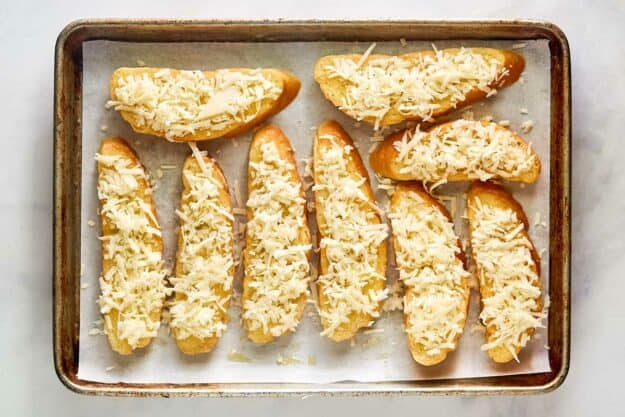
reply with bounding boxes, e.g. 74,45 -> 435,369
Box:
95,137 -> 167,355
108,67 -> 301,142
314,47 -> 524,128
467,181 -> 544,363
313,120 -> 388,341
389,183 -> 470,366
243,125 -> 312,344
169,154 -> 234,355
371,119 -> 540,184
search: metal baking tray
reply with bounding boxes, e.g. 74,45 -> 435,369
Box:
53,19 -> 570,396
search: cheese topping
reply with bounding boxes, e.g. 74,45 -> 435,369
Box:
314,137 -> 388,336
325,47 -> 507,128
389,191 -> 469,356
95,153 -> 167,348
243,141 -> 311,337
469,198 -> 545,361
169,158 -> 234,341
394,120 -> 536,183
107,69 -> 283,140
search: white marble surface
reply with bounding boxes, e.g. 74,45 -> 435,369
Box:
1,0 -> 622,415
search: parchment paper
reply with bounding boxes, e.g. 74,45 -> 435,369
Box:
78,39 -> 551,384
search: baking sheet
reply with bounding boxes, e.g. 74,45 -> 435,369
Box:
78,39 -> 551,384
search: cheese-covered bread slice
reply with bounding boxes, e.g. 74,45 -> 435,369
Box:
95,137 -> 167,355
467,181 -> 545,363
389,183 -> 470,366
313,120 -> 388,341
243,125 -> 312,344
314,47 -> 524,128
107,67 -> 301,142
371,119 -> 540,184
169,153 -> 234,355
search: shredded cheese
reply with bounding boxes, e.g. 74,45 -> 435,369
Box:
324,47 -> 508,128
521,119 -> 534,134
95,152 -> 167,348
394,120 -> 536,183
314,137 -> 388,337
107,68 -> 282,141
243,141 -> 311,338
389,191 -> 469,357
168,157 -> 234,342
469,198 -> 545,361
227,350 -> 251,362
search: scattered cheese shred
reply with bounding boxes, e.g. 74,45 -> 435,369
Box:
389,191 -> 469,357
95,152 -> 167,349
394,120 -> 536,183
363,328 -> 385,335
521,119 -> 534,134
325,47 -> 509,128
169,158 -> 234,342
314,138 -> 388,337
469,198 -> 546,361
276,354 -> 300,365
362,336 -> 380,348
227,350 -> 251,362
243,141 -> 311,338
107,68 -> 282,141
233,179 -> 243,209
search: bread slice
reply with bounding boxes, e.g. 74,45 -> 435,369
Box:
95,137 -> 166,355
389,182 -> 470,366
371,119 -> 540,184
169,154 -> 234,355
108,67 -> 301,142
314,47 -> 524,128
242,125 -> 312,344
467,181 -> 544,363
313,120 -> 388,341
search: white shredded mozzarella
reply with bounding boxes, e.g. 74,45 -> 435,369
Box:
314,137 -> 388,337
95,152 -> 167,348
394,120 -> 536,182
243,141 -> 311,338
469,198 -> 545,361
325,47 -> 508,128
389,191 -> 469,356
107,69 -> 282,140
168,158 -> 234,341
